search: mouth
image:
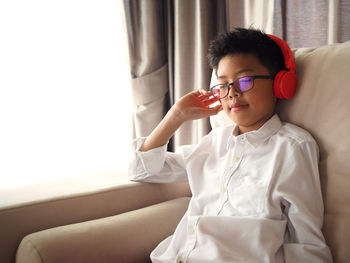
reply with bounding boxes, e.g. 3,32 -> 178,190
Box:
230,103 -> 249,112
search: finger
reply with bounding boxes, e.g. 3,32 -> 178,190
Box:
188,104 -> 223,120
215,104 -> 223,112
198,90 -> 212,98
198,88 -> 209,95
211,104 -> 223,113
197,94 -> 208,100
200,94 -> 216,102
202,97 -> 219,106
202,104 -> 223,117
193,90 -> 208,99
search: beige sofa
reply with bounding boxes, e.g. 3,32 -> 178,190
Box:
1,41 -> 349,263
0,175 -> 191,263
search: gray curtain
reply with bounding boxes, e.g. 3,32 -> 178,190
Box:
169,0 -> 226,148
227,0 -> 350,48
123,0 -> 169,139
123,0 -> 350,149
123,0 -> 226,149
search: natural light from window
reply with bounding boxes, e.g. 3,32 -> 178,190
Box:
0,0 -> 132,188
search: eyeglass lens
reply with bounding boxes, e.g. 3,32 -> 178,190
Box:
211,77 -> 253,99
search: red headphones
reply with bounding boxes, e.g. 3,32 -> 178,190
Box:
267,34 -> 297,99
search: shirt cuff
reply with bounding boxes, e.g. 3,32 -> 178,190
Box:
128,137 -> 168,181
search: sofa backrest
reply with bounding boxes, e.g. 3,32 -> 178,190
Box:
211,40 -> 350,263
277,41 -> 350,263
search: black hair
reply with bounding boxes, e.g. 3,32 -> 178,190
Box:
207,27 -> 285,76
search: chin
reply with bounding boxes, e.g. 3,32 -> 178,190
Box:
225,109 -> 247,124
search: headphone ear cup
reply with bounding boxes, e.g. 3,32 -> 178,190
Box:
273,70 -> 297,99
273,71 -> 286,99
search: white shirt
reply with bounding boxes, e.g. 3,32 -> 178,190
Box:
128,114 -> 332,263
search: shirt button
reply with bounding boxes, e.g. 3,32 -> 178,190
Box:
188,226 -> 195,235
221,186 -> 227,192
234,156 -> 240,162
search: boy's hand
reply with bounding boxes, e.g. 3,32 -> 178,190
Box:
172,89 -> 223,122
140,89 -> 222,152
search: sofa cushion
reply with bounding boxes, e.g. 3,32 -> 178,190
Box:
211,40 -> 350,263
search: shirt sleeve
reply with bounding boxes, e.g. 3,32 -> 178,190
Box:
279,140 -> 333,262
127,137 -> 190,183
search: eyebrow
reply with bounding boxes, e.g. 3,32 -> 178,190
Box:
217,68 -> 254,80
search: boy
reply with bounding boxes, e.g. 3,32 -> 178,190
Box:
129,28 -> 332,262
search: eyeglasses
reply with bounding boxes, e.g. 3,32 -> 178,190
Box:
210,75 -> 274,99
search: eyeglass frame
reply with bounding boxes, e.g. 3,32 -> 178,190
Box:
210,75 -> 274,99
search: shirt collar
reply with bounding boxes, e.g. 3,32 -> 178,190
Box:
227,114 -> 282,149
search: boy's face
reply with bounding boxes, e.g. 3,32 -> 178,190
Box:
217,53 -> 276,134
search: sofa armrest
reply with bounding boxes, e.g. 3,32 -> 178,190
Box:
1,176 -> 191,263
16,197 -> 190,263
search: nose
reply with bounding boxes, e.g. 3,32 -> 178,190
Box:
228,85 -> 241,99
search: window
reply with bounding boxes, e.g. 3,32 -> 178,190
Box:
0,0 -> 132,188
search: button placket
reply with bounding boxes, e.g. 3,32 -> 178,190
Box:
187,216 -> 198,237
188,225 -> 195,235
217,139 -> 246,215
221,185 -> 227,193
178,216 -> 200,263
233,156 -> 240,163
223,148 -> 242,186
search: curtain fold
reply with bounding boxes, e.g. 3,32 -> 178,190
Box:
123,0 -> 350,149
131,64 -> 169,137
123,0 -> 169,138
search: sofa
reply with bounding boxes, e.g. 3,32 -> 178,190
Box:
0,174 -> 191,263
0,41 -> 349,263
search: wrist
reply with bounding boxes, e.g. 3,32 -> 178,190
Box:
168,105 -> 187,124
139,107 -> 184,152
